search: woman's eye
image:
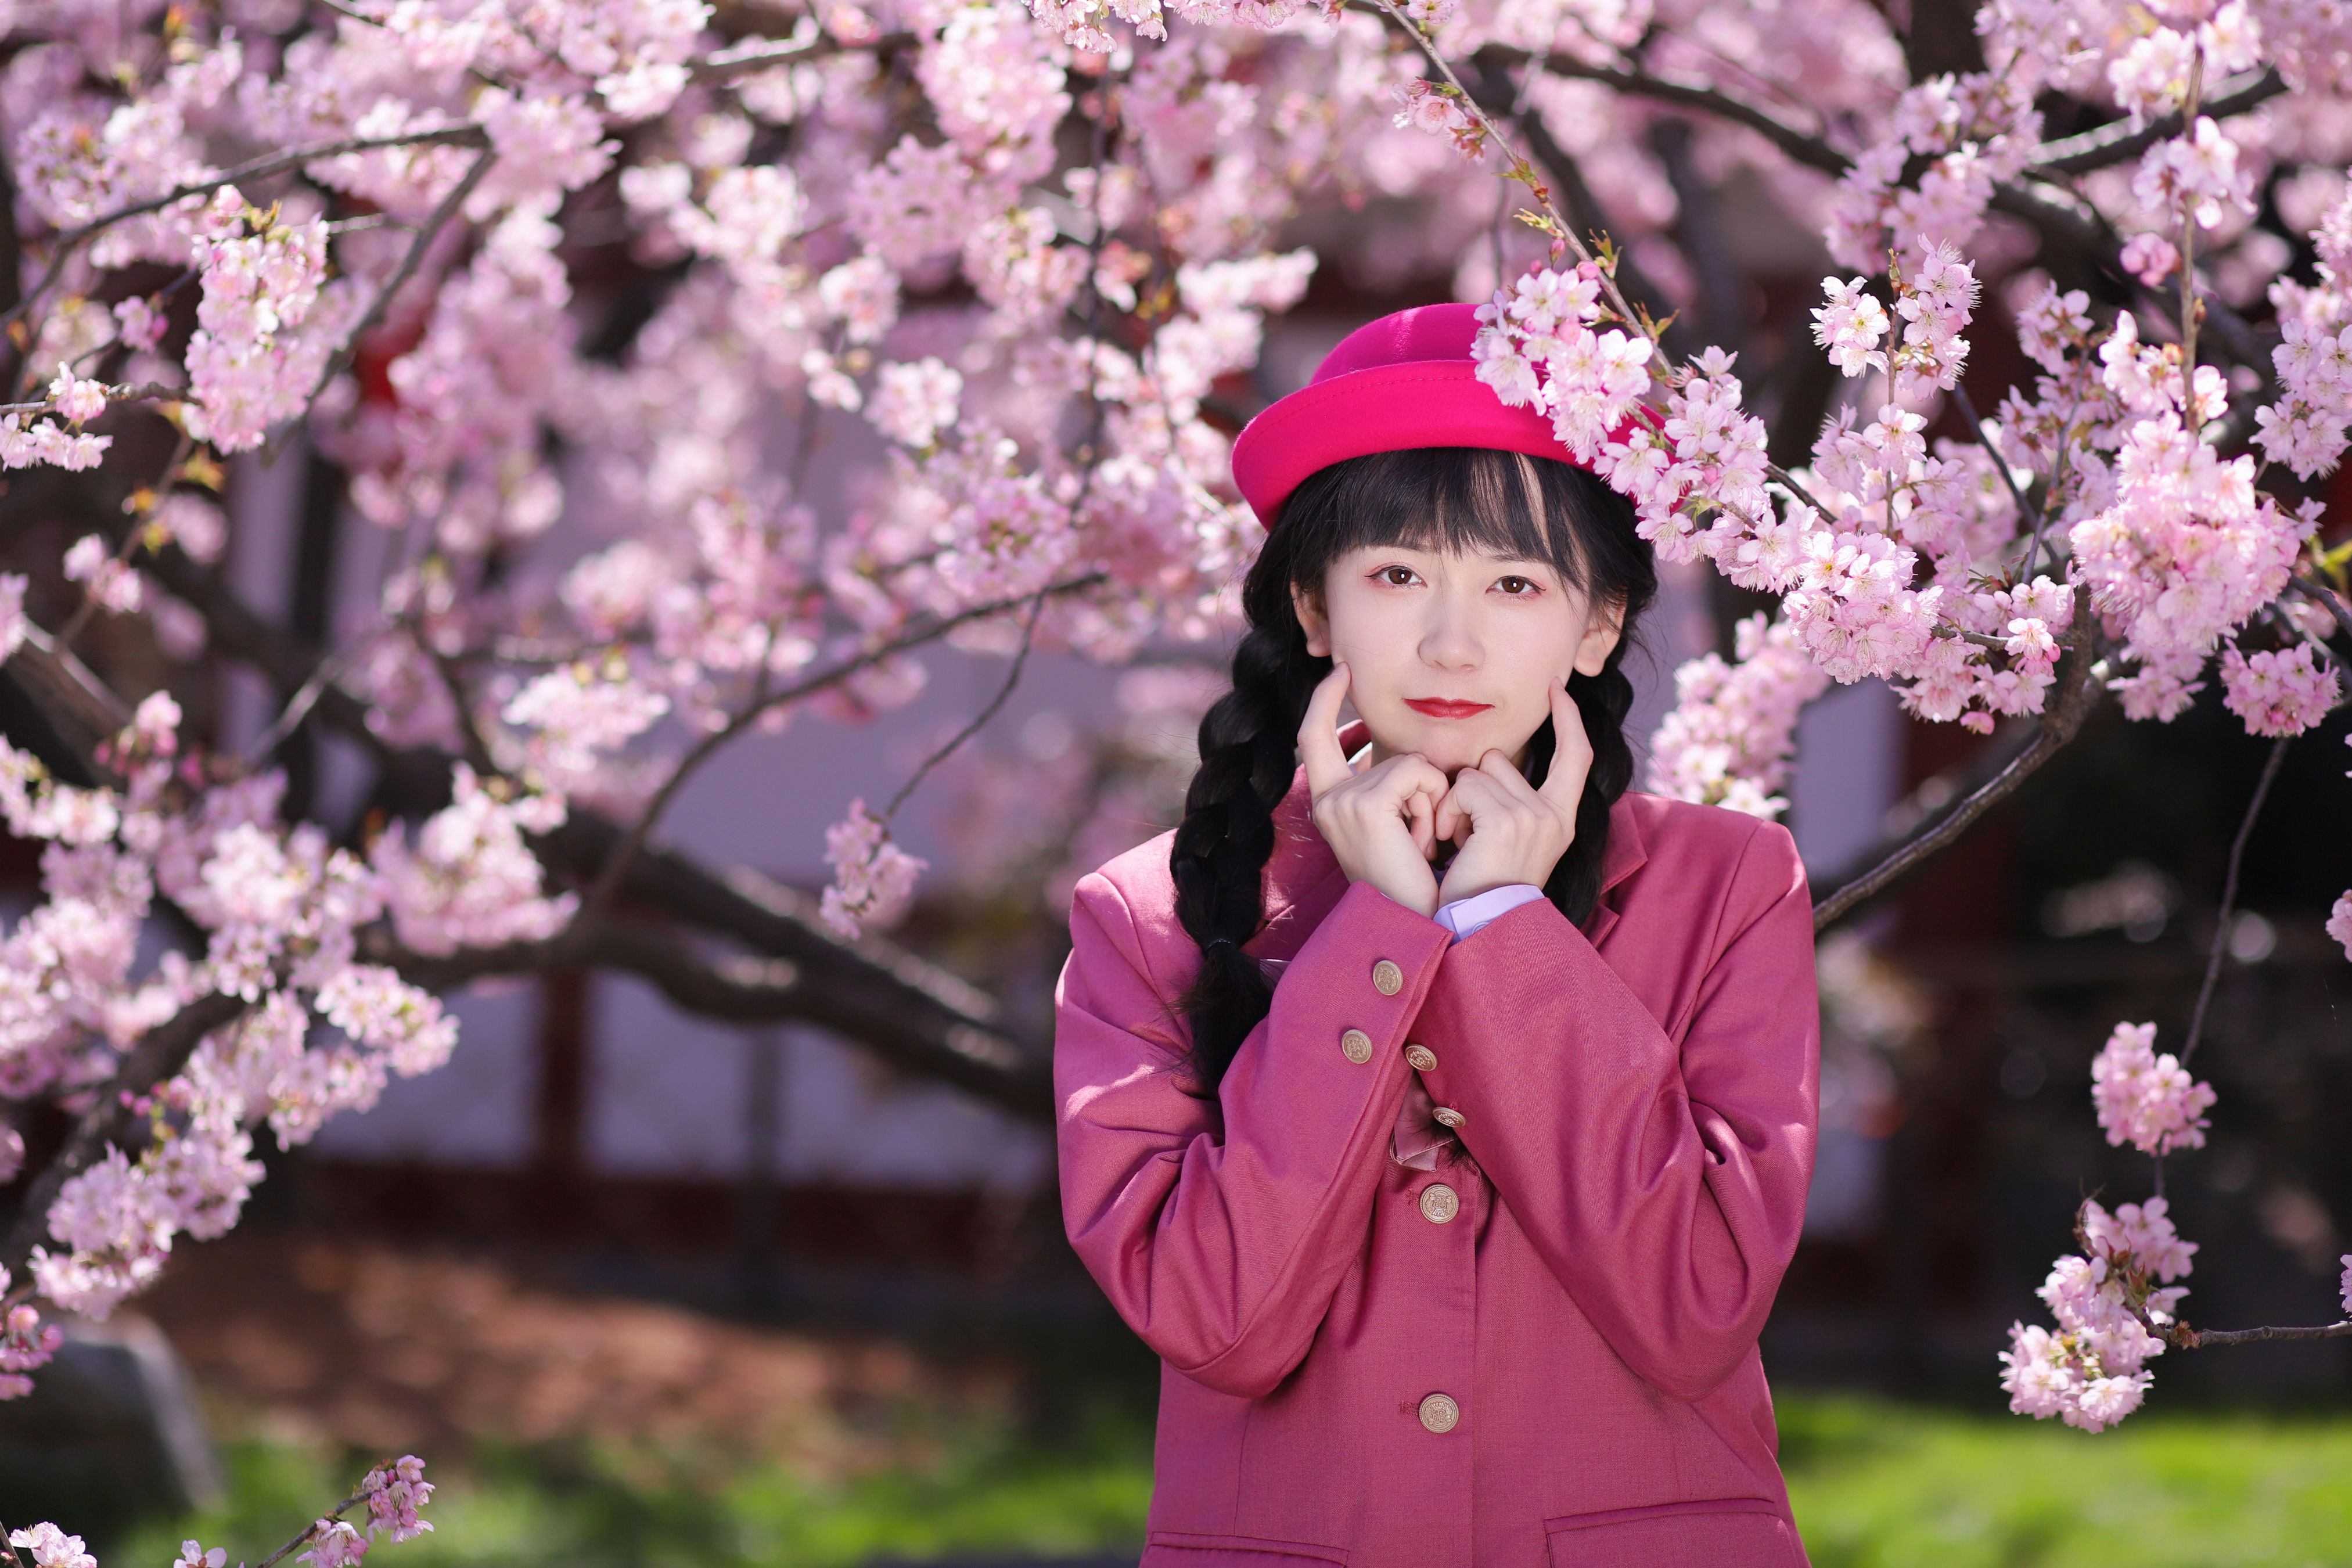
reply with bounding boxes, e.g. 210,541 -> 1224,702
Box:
1497,576 -> 1537,596
1379,566 -> 1418,587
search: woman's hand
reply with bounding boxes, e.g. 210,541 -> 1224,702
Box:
1299,664 -> 1450,917
1433,681 -> 1592,905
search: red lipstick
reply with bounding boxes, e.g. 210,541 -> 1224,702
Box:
1403,699 -> 1494,719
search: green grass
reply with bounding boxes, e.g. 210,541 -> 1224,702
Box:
119,1408 -> 1156,1568
116,1395 -> 2352,1568
1781,1395 -> 2352,1568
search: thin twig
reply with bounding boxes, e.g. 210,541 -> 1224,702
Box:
2289,573 -> 2352,642
2178,733 -> 2288,1067
877,93 -> 1121,830
2,124 -> 490,335
2020,389 -> 2088,581
2180,1319 -> 2352,1348
2178,51 -> 2206,379
686,29 -> 914,83
252,1487 -> 369,1568
1470,41 -> 1847,178
242,648 -> 355,765
567,572 -> 1109,932
1950,381 -> 2039,542
883,587 -> 1050,826
0,379 -> 184,416
2270,599 -> 2350,687
271,145 -> 498,459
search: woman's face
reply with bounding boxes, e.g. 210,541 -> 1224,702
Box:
1292,542 -> 1622,778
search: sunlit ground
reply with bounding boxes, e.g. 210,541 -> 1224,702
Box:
122,1394 -> 2352,1568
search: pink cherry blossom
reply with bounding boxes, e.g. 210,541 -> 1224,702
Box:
2091,1022 -> 2216,1156
2119,232 -> 2181,288
63,535 -> 141,616
6,1524 -> 96,1568
1647,612 -> 1828,819
819,799 -> 926,938
1812,278 -> 1889,375
300,1521 -> 368,1568
361,1455 -> 435,1542
47,365 -> 108,425
0,1291 -> 63,1401
2219,643 -> 2340,736
866,359 -> 964,449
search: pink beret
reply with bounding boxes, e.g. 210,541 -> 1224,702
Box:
1228,301 -> 1591,528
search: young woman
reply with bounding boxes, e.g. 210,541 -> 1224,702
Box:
1053,303 -> 1819,1568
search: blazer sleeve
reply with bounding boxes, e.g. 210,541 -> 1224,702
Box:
1408,819 -> 1819,1402
1053,875 -> 1452,1398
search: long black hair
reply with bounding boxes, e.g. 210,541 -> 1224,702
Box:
1169,445 -> 1657,1092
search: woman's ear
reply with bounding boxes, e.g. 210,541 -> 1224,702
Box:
1291,581 -> 1332,658
1571,595 -> 1625,677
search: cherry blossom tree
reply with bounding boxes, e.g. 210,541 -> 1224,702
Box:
0,0 -> 2349,1433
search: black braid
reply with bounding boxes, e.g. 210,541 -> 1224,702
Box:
1170,447 -> 1657,1094
1170,520 -> 1330,1095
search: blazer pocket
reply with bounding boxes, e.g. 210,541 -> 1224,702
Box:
1544,1497 -> 1800,1568
1145,1530 -> 1349,1567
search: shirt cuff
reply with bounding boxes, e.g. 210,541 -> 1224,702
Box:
1431,883 -> 1548,944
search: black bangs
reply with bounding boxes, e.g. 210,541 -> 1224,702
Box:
1273,447 -> 1592,594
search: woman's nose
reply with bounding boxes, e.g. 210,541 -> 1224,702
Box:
1419,595 -> 1483,670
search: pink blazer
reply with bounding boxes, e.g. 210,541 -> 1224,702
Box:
1053,750 -> 1821,1568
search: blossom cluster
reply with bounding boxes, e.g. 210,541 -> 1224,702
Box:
0,1268 -> 64,1400
7,1524 -> 96,1568
818,799 -> 927,939
0,692 -> 568,1328
1646,612 -> 1828,819
2088,1022 -> 2216,1156
2001,1196 -> 2195,1433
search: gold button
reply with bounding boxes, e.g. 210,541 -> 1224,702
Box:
1418,1391 -> 1460,1433
1339,1027 -> 1374,1064
1403,1043 -> 1437,1073
1372,959 -> 1404,996
1432,1106 -> 1465,1128
1419,1183 -> 1459,1224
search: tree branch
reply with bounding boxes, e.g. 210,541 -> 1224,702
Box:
1812,637 -> 2105,930
1466,42 -> 2272,370
376,911 -> 1051,1120
2029,68 -> 2286,177
2180,1318 -> 2352,1348
685,29 -> 916,83
1472,44 -> 1849,177
569,570 -> 1107,929
2290,573 -> 2352,641
3,125 -> 492,335
0,991 -> 251,1281
292,145 -> 498,427
131,543 -> 1053,1112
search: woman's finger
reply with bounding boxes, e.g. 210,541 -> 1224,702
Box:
1298,663 -> 1357,799
1440,766 -> 1505,843
1537,681 -> 1593,811
1402,783 -> 1436,858
1476,747 -> 1545,804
